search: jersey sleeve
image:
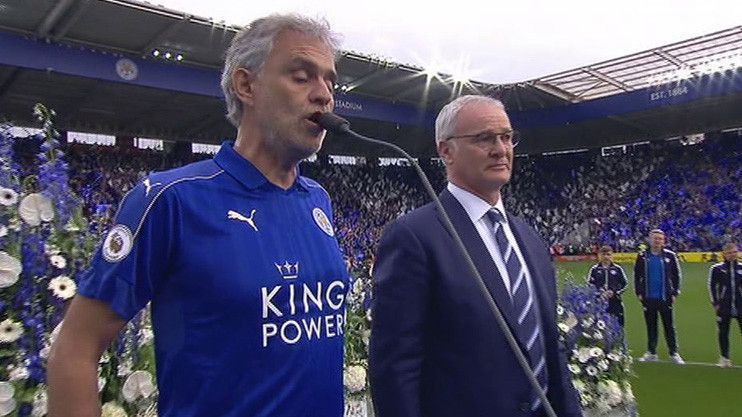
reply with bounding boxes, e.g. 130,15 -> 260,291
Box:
77,180 -> 176,321
586,265 -> 596,285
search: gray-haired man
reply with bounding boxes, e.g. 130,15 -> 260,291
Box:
370,95 -> 581,417
49,14 -> 348,417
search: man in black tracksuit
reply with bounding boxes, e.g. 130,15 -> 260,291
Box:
708,242 -> 742,368
634,229 -> 685,364
588,245 -> 628,327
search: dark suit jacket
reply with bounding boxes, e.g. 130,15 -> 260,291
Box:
369,189 -> 582,417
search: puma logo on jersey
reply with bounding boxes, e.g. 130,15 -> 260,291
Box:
228,209 -> 258,232
143,178 -> 162,197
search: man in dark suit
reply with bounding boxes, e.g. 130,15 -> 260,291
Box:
369,95 -> 582,417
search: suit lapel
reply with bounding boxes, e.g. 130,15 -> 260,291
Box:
437,190 -> 518,330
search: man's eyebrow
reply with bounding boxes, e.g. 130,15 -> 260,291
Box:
288,57 -> 337,82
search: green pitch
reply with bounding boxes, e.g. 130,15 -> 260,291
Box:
558,262 -> 742,416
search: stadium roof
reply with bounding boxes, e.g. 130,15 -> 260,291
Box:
530,26 -> 742,102
0,0 -> 741,156
0,0 -> 566,110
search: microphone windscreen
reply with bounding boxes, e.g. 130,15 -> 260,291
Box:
311,112 -> 350,134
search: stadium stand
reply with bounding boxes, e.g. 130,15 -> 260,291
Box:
9,130 -> 736,260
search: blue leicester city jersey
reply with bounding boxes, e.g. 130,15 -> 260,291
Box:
647,253 -> 665,300
78,142 -> 349,417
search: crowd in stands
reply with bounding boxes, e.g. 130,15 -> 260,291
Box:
11,132 -> 740,262
504,136 -> 740,254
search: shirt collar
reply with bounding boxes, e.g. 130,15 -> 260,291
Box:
447,182 -> 507,224
214,141 -> 309,192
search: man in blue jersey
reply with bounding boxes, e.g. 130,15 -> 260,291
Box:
634,229 -> 685,364
48,14 -> 348,417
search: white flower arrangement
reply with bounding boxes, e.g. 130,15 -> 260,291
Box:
344,365 -> 368,394
0,189 -> 18,207
0,107 -> 159,417
101,401 -> 129,417
0,382 -> 16,416
18,193 -> 55,227
7,366 -> 29,381
0,319 -> 23,343
49,254 -> 67,269
48,275 -> 77,300
31,389 -> 47,417
122,370 -> 156,403
557,279 -> 637,416
0,252 -> 22,288
577,348 -> 592,363
344,259 -> 373,402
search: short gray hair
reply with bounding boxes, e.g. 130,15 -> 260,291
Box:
434,95 -> 505,144
220,14 -> 341,127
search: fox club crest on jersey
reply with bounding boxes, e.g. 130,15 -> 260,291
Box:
228,209 -> 258,231
102,224 -> 133,263
312,208 -> 334,237
611,270 -> 617,275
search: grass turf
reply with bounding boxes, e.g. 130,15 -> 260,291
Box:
557,261 -> 742,416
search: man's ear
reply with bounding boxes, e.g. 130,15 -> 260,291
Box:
232,68 -> 258,107
437,140 -> 454,165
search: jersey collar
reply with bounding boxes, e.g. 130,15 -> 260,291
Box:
214,142 -> 309,192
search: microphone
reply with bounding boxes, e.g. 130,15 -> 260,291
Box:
314,112 -> 558,417
314,112 -> 350,134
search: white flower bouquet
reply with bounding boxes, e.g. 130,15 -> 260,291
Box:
0,105 -> 158,416
558,277 -> 637,417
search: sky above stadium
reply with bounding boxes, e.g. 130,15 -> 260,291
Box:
153,0 -> 741,84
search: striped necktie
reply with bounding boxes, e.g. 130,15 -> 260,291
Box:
487,208 -> 549,411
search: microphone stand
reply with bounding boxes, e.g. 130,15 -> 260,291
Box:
317,113 -> 558,417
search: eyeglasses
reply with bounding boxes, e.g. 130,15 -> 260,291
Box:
444,130 -> 520,148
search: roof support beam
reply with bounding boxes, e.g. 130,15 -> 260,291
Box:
52,0 -> 91,40
574,80 -> 605,99
583,67 -> 632,92
140,15 -> 192,55
530,82 -> 578,103
36,0 -> 77,38
654,49 -> 685,68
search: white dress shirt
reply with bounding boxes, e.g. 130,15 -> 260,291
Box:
447,182 -> 536,298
